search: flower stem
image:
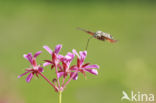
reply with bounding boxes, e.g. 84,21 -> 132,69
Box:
58,91 -> 62,103
61,76 -> 66,86
38,72 -> 58,91
62,71 -> 78,89
55,64 -> 60,88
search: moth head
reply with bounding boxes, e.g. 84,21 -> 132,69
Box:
95,30 -> 102,36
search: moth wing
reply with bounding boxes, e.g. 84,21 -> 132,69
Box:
105,37 -> 118,43
77,27 -> 95,36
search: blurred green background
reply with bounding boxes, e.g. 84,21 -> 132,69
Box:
0,0 -> 156,103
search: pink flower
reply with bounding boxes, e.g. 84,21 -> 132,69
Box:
18,51 -> 43,83
57,52 -> 75,78
43,44 -> 63,69
70,49 -> 99,80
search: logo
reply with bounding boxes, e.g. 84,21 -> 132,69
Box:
121,91 -> 155,102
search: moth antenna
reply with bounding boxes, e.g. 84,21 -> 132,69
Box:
85,36 -> 94,50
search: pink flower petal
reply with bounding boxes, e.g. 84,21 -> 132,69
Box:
57,54 -> 64,60
62,52 -> 75,67
43,45 -> 53,55
84,65 -> 99,69
54,44 -> 62,54
70,65 -> 78,71
79,51 -> 87,61
43,62 -> 51,67
57,72 -> 64,78
23,54 -> 28,59
72,49 -> 79,58
26,73 -> 33,83
34,51 -> 42,58
23,53 -> 33,64
18,71 -> 30,78
84,69 -> 98,75
65,52 -> 74,60
79,51 -> 87,58
38,67 -> 44,72
70,72 -> 78,80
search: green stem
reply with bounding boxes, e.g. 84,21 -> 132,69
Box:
59,91 -> 62,103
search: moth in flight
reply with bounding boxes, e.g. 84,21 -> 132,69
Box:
77,27 -> 117,50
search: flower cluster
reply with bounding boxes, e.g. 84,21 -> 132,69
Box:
18,44 -> 99,92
